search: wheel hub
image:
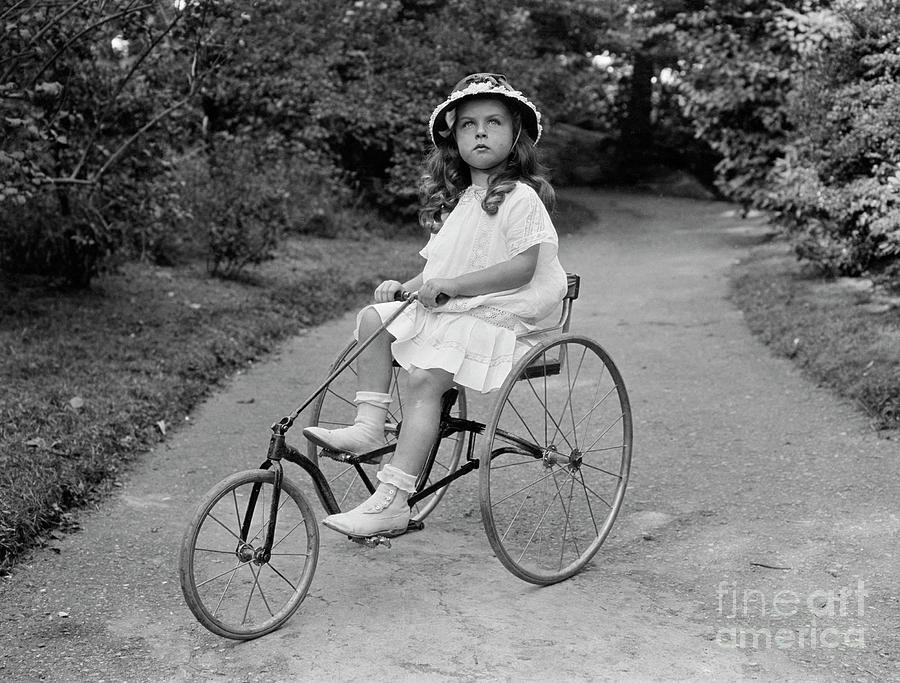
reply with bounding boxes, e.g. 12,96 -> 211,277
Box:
542,445 -> 583,470
236,542 -> 255,562
569,448 -> 583,471
541,444 -> 559,467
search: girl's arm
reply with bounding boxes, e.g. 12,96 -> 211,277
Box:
419,244 -> 540,307
403,272 -> 424,292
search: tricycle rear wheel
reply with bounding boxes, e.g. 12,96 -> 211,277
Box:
479,335 -> 632,585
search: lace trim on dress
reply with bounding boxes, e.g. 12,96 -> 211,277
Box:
463,306 -> 526,332
415,337 -> 515,368
458,185 -> 486,205
469,211 -> 493,271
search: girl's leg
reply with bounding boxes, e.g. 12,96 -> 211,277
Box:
385,366 -> 454,476
322,367 -> 453,537
355,307 -> 394,394
303,307 -> 395,453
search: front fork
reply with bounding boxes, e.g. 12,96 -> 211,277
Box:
247,428 -> 344,560
237,433 -> 291,562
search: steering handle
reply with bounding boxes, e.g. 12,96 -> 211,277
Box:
394,290 -> 449,305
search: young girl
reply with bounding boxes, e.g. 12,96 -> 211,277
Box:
304,73 -> 568,537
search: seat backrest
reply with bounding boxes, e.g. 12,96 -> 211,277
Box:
565,273 -> 580,301
516,273 -> 580,379
517,272 -> 580,341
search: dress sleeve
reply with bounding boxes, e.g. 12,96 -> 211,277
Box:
419,233 -> 436,260
503,186 -> 559,259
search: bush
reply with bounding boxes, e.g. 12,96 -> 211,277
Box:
0,193 -> 121,288
675,0 -> 899,286
767,1 -> 900,284
674,1 -> 813,208
171,134 -> 372,277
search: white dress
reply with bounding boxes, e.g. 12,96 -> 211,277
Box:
358,181 -> 568,393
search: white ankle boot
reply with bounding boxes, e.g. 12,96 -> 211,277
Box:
303,391 -> 391,454
322,464 -> 417,537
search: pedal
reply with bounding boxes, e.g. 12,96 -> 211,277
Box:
349,535 -> 392,548
321,447 -> 354,463
318,445 -> 389,465
345,519 -> 424,548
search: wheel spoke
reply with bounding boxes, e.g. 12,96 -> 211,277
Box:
503,395 -> 544,452
196,560 -> 244,590
212,563 -> 241,616
521,375 -> 575,452
206,511 -> 244,545
513,474 -> 562,564
491,465 -> 559,509
266,561 -> 298,592
582,410 -> 625,455
580,459 -> 624,479
555,385 -> 619,451
243,564 -> 273,622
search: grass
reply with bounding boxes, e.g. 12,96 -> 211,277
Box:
0,197 -> 594,573
729,239 -> 900,432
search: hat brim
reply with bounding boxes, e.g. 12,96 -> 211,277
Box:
428,82 -> 542,147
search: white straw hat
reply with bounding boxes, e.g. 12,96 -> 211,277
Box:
428,73 -> 542,147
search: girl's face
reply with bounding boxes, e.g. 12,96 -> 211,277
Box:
453,97 -> 516,181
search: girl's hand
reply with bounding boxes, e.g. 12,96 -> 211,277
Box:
419,278 -> 458,308
374,280 -> 404,303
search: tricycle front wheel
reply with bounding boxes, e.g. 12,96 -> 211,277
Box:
179,468 -> 319,640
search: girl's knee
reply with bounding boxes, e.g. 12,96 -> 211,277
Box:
407,368 -> 453,397
359,306 -> 386,336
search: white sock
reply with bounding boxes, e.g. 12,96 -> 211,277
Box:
303,391 -> 391,453
377,463 -> 418,493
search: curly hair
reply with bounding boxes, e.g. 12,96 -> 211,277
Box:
418,100 -> 555,234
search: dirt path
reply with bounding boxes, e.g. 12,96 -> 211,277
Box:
1,190 -> 897,682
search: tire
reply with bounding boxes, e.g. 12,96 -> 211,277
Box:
479,334 -> 632,585
305,339 -> 465,521
179,469 -> 319,639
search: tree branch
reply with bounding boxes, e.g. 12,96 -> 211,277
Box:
28,0 -> 94,47
0,0 -> 39,25
90,93 -> 194,183
70,6 -> 184,179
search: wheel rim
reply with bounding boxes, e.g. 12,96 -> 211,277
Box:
180,470 -> 319,639
480,335 -> 632,584
306,339 -> 465,521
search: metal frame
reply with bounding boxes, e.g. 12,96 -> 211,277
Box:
231,274 -> 582,549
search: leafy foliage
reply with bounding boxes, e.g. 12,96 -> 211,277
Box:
674,0 -> 899,285
2,0 -> 897,286
768,1 -> 900,281
673,1 -> 805,207
0,0 -> 248,285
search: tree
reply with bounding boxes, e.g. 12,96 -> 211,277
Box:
0,0 -> 246,285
